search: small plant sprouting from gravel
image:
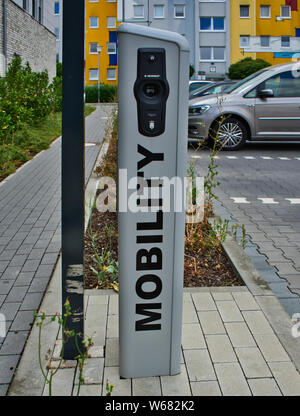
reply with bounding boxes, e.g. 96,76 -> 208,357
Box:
34,300 -> 94,396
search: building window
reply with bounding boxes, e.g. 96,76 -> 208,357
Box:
200,47 -> 211,60
54,27 -> 59,39
107,16 -> 116,28
54,1 -> 59,14
281,36 -> 290,47
89,16 -> 99,28
133,5 -> 144,18
240,5 -> 250,18
89,43 -> 98,54
200,17 -> 225,31
32,0 -> 36,18
107,68 -> 116,80
240,35 -> 250,47
260,5 -> 270,18
23,0 -> 27,11
38,0 -> 43,23
154,5 -> 164,18
107,0 -> 116,2
89,0 -> 99,2
260,36 -> 270,47
200,46 -> 225,61
174,5 -> 185,18
280,5 -> 291,18
107,42 -> 117,54
213,47 -> 225,60
200,17 -> 211,30
213,17 -> 225,30
89,69 -> 99,81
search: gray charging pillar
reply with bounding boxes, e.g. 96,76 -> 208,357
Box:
117,23 -> 189,378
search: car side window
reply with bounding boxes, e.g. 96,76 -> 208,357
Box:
214,86 -> 222,93
244,88 -> 256,98
258,71 -> 300,98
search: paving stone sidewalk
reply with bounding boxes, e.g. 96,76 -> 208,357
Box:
189,149 -> 300,318
0,104 -> 115,395
8,282 -> 300,396
213,194 -> 300,318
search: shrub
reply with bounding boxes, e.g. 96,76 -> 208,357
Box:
189,65 -> 195,79
228,57 -> 271,80
56,62 -> 62,77
84,84 -> 117,103
49,75 -> 62,112
0,57 -> 55,140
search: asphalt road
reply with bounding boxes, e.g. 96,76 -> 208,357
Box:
188,141 -> 300,317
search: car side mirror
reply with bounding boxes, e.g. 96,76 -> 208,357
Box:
258,89 -> 274,98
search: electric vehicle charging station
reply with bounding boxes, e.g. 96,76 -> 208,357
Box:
117,23 -> 189,379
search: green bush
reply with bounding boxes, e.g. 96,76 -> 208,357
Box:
49,75 -> 62,112
189,65 -> 195,79
228,57 -> 271,80
56,62 -> 62,77
85,84 -> 117,103
0,57 -> 60,140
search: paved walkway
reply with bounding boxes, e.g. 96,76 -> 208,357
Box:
189,148 -> 300,318
0,104 -> 115,396
2,111 -> 300,396
8,280 -> 300,396
7,139 -> 300,397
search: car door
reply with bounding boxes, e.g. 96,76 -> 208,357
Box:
254,70 -> 300,137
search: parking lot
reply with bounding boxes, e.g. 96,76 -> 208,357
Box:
189,141 -> 300,316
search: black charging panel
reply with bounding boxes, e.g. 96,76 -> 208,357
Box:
134,48 -> 169,137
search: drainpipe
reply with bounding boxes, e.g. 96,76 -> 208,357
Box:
3,0 -> 7,74
254,0 -> 257,60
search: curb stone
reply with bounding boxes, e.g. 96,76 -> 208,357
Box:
213,199 -> 300,311
212,199 -> 300,372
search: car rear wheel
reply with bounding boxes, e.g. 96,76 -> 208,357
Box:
208,117 -> 247,150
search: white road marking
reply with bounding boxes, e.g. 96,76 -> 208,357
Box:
257,198 -> 279,204
189,155 -> 300,161
230,197 -> 251,204
285,198 -> 300,204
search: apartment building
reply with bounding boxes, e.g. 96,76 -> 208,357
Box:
230,0 -> 256,63
54,0 -> 62,62
117,0 -> 196,73
232,0 -> 300,65
85,0 -> 119,86
12,0 -> 54,31
0,0 -> 56,78
197,0 -> 231,79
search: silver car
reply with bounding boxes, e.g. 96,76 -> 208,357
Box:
188,62 -> 300,150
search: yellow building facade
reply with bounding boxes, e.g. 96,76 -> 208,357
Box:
256,0 -> 300,65
230,0 -> 256,64
85,0 -> 119,86
231,0 -> 300,65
